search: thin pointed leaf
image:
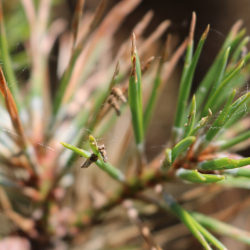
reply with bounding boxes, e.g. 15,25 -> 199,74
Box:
60,142 -> 125,182
224,91 -> 250,124
170,13 -> 196,142
192,212 -> 250,245
185,95 -> 196,137
212,91 -> 250,140
0,66 -> 24,142
86,64 -> 123,132
187,12 -> 196,60
161,194 -> 226,249
225,168 -> 250,178
202,60 -> 245,117
0,67 -> 37,174
188,215 -> 227,250
197,157 -> 250,171
172,136 -> 196,162
219,175 -> 250,189
144,37 -> 188,132
52,0 -> 107,117
163,40 -> 188,85
138,19 -> 171,57
71,0 -> 86,49
88,135 -> 99,155
195,24 -> 246,110
181,12 -> 196,85
100,61 -> 121,112
210,68 -> 248,113
231,36 -> 250,64
0,1 -> 20,107
133,10 -> 154,37
218,130 -> 250,151
174,25 -> 209,133
223,94 -> 250,130
163,194 -> 212,250
206,47 -> 230,102
243,51 -> 250,64
141,56 -> 154,75
177,168 -> 206,182
109,61 -> 120,93
176,168 -> 225,183
87,0 -> 107,33
143,35 -> 169,131
205,90 -> 236,142
189,109 -> 212,136
129,34 -> 144,146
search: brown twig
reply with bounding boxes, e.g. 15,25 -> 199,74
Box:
71,0 -> 86,50
188,12 -> 196,46
0,187 -> 37,236
123,200 -> 163,250
73,168 -> 170,229
0,66 -> 25,145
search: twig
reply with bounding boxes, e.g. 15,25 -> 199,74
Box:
123,200 -> 162,250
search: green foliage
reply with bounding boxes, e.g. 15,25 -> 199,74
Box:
1,1 -> 250,250
174,25 -> 209,134
176,168 -> 225,183
128,34 -> 144,147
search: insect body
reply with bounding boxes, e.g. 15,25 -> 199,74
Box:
112,87 -> 127,103
81,143 -> 108,168
98,144 -> 108,163
107,93 -> 121,116
107,87 -> 127,116
81,153 -> 98,168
